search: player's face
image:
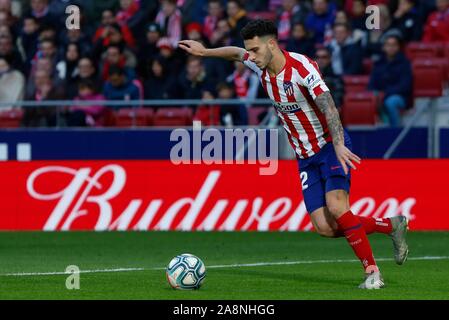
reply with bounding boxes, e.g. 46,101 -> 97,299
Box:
244,36 -> 274,69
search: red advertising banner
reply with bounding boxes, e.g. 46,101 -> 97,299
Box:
0,160 -> 446,231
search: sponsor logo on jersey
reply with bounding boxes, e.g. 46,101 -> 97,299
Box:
272,101 -> 302,113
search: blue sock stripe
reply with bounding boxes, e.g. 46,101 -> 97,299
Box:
342,223 -> 363,233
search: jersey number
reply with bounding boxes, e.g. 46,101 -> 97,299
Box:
300,172 -> 309,190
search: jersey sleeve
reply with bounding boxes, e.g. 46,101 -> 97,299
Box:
242,52 -> 263,76
295,57 -> 330,100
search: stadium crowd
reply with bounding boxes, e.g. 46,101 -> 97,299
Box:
0,0 -> 448,127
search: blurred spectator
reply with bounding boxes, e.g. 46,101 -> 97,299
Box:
327,23 -> 363,75
68,79 -> 107,127
368,35 -> 413,126
314,47 -> 344,109
137,22 -> 161,78
155,0 -> 182,48
116,0 -> 148,40
185,22 -> 205,42
203,0 -> 224,43
68,56 -> 102,97
217,82 -> 248,126
100,44 -> 136,82
22,68 -> 65,127
61,27 -> 92,57
177,56 -> 212,100
364,4 -> 394,58
93,22 -> 136,62
93,9 -> 136,49
143,55 -> 176,102
333,10 -> 366,44
227,61 -> 259,102
227,0 -> 249,47
0,33 -> 24,72
116,0 -> 140,26
0,7 -> 19,40
156,37 -> 184,76
103,65 -> 140,108
286,22 -> 315,57
422,0 -> 449,43
16,15 -> 40,70
179,0 -> 208,25
26,56 -> 63,98
350,0 -> 368,31
28,0 -> 59,29
276,0 -> 310,43
209,19 -> 233,48
0,55 -> 25,109
56,42 -> 80,98
241,0 -> 270,11
390,0 -> 423,42
305,0 -> 336,44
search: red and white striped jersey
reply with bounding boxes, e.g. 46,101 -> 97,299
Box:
243,50 -> 332,159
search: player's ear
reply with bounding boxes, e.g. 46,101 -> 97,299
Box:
267,37 -> 277,51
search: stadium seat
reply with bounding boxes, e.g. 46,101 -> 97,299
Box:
341,92 -> 377,125
362,58 -> 373,75
343,75 -> 370,93
193,105 -> 220,126
153,107 -> 193,126
115,108 -> 154,127
0,109 -> 23,128
412,58 -> 445,98
405,42 -> 443,61
247,11 -> 277,21
248,106 -> 269,125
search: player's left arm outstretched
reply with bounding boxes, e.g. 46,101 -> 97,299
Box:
315,91 -> 361,174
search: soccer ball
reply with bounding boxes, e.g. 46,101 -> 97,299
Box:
166,253 -> 206,290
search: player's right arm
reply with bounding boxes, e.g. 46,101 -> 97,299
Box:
178,40 -> 245,62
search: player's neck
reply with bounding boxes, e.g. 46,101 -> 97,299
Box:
267,49 -> 286,77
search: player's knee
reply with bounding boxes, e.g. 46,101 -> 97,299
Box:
315,224 -> 338,238
326,203 -> 348,218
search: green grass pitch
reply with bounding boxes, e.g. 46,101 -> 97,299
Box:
0,231 -> 448,300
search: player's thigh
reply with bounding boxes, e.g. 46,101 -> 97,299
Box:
325,187 -> 351,219
309,207 -> 339,237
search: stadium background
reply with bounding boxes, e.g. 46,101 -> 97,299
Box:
0,0 -> 448,301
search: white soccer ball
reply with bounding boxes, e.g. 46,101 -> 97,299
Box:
166,253 -> 206,290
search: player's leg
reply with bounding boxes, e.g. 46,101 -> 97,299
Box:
309,202 -> 402,238
325,187 -> 384,289
309,206 -> 339,238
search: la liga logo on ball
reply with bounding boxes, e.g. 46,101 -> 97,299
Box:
166,253 -> 206,290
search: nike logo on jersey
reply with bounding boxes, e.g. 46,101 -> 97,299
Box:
331,166 -> 341,170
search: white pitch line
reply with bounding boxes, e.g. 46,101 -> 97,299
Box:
2,256 -> 449,277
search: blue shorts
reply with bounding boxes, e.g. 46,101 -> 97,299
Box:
297,131 -> 352,214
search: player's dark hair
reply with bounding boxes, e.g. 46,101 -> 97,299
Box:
240,19 -> 278,40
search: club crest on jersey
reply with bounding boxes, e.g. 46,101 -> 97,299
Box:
283,81 -> 294,97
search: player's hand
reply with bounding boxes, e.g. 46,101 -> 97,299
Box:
178,40 -> 206,57
334,144 -> 361,175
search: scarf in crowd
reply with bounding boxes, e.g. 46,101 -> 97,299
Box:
116,0 -> 140,25
228,9 -> 246,29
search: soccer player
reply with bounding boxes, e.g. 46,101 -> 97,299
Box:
179,20 -> 409,289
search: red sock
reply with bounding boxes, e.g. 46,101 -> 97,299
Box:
336,211 -> 378,272
335,216 -> 393,236
358,216 -> 393,235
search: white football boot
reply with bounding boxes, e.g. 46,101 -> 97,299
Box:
358,268 -> 385,289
